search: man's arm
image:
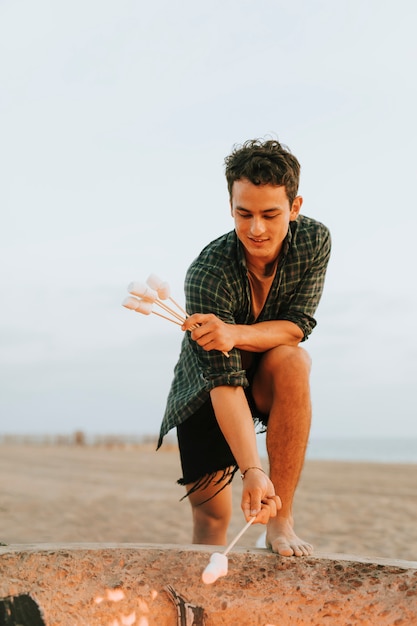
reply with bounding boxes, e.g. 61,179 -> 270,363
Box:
210,384 -> 281,522
182,315 -> 303,355
232,319 -> 303,351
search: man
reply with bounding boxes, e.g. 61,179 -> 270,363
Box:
157,138 -> 331,557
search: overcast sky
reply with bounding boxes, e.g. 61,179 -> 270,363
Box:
1,0 -> 416,441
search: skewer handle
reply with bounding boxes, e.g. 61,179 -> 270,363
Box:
154,299 -> 185,323
187,323 -> 229,358
125,278 -> 230,356
168,296 -> 188,318
223,517 -> 256,556
152,311 -> 183,326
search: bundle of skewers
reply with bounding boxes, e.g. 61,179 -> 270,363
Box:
122,274 -> 229,357
122,274 -> 189,327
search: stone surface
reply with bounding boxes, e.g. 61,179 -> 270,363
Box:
0,544 -> 417,625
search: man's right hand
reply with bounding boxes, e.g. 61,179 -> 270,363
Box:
182,313 -> 236,354
240,467 -> 282,524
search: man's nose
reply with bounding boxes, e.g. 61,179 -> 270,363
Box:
250,217 -> 265,236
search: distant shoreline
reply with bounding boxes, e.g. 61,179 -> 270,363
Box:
1,432 -> 417,464
0,431 -> 162,447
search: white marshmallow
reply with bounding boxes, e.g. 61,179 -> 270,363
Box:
157,281 -> 171,300
128,281 -> 158,302
201,552 -> 228,585
146,273 -> 164,290
134,299 -> 153,315
122,297 -> 153,315
122,296 -> 141,311
146,274 -> 171,300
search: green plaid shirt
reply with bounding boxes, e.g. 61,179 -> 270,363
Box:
158,214 -> 331,446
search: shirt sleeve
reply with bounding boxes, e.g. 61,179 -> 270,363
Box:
277,223 -> 332,340
184,262 -> 249,390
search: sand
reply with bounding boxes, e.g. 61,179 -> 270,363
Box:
0,442 -> 416,562
1,443 -> 417,625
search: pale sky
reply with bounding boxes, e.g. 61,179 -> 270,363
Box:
1,0 -> 416,440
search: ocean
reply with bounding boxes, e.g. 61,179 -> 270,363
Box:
257,435 -> 417,464
1,433 -> 416,464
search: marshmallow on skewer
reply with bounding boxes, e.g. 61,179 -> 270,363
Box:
122,296 -> 152,314
128,281 -> 184,323
201,517 -> 255,584
128,281 -> 158,302
122,296 -> 138,311
125,276 -> 230,356
146,273 -> 188,317
146,274 -> 170,300
122,296 -> 183,326
201,553 -> 228,585
157,281 -> 171,300
146,273 -> 163,290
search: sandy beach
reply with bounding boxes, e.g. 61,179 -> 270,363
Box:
1,442 -> 416,563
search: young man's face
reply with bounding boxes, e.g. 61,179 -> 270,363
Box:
230,178 -> 302,269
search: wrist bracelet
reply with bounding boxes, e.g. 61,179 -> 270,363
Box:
240,466 -> 266,480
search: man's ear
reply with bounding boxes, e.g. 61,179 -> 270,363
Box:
290,196 -> 303,221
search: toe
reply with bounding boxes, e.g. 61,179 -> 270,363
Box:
298,542 -> 313,556
271,539 -> 313,557
272,541 -> 294,557
291,544 -> 304,557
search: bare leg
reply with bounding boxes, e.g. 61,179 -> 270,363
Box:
187,471 -> 233,545
252,345 -> 313,557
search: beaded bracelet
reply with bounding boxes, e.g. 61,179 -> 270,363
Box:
240,466 -> 267,480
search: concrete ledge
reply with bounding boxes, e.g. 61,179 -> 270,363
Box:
1,544 -> 416,625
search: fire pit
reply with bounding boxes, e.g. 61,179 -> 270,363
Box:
0,544 -> 416,625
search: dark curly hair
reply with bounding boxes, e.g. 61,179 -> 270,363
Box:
224,139 -> 300,206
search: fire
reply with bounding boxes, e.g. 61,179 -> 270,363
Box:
93,587 -> 158,626
110,615 -> 137,626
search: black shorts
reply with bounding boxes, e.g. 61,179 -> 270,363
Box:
176,381 -> 269,493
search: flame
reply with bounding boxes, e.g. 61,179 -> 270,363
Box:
137,599 -> 149,613
108,613 -> 145,626
94,589 -> 125,604
121,613 -> 137,625
107,589 -> 126,602
93,587 -> 158,626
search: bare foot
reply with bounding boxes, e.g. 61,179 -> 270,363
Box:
266,518 -> 313,557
